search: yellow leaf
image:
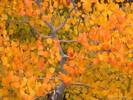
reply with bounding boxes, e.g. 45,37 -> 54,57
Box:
82,0 -> 91,12
49,68 -> 55,74
1,56 -> 8,66
115,0 -> 124,3
46,38 -> 53,44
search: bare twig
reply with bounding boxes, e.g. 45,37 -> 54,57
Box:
70,82 -> 90,88
35,0 -> 55,33
60,40 -> 78,43
34,0 -> 41,8
43,20 -> 55,32
55,5 -> 77,32
37,77 -> 54,80
40,34 -> 54,38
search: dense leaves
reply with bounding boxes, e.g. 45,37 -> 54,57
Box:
0,0 -> 133,100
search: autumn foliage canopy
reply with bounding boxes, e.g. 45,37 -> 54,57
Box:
0,0 -> 133,100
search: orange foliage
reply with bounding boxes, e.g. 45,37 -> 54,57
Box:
1,0 -> 133,99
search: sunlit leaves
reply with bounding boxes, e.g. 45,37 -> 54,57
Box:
81,0 -> 91,12
1,0 -> 133,99
59,72 -> 72,85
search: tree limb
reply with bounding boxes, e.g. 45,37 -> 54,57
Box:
60,40 -> 78,43
40,34 -> 53,39
55,5 -> 77,32
70,82 -> 90,88
34,1 -> 78,100
43,20 -> 55,32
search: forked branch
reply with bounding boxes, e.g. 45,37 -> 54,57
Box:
55,5 -> 77,32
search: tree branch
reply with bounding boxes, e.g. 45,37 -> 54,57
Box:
34,0 -> 41,8
70,82 -> 90,88
60,40 -> 78,43
35,0 -> 55,33
43,20 -> 55,32
40,34 -> 54,39
55,5 -> 77,32
34,1 -> 78,100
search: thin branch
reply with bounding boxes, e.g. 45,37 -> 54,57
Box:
55,5 -> 77,32
34,0 -> 41,8
35,0 -> 55,32
43,20 -> 55,32
40,34 -> 54,38
60,40 -> 78,43
37,76 -> 54,80
70,82 -> 90,88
